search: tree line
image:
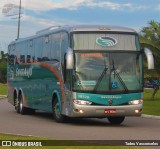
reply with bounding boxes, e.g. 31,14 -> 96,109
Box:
0,51 -> 7,83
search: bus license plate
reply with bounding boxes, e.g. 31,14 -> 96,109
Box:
104,109 -> 116,114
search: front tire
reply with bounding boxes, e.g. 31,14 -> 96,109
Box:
53,97 -> 65,123
108,116 -> 125,125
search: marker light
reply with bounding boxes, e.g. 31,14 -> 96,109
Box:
73,109 -> 84,114
74,99 -> 92,105
129,100 -> 143,105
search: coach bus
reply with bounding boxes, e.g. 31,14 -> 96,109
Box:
7,25 -> 154,124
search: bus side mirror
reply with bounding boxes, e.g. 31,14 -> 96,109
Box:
144,48 -> 154,70
66,48 -> 73,70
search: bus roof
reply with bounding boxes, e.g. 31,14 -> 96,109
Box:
37,25 -> 136,34
10,25 -> 137,44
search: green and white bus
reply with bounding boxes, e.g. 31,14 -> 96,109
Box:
8,25 -> 154,124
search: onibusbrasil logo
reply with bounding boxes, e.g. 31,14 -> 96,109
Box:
96,36 -> 117,47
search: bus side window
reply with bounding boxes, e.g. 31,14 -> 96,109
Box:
10,55 -> 14,65
14,55 -> 17,64
32,56 -> 35,62
30,39 -> 35,62
61,32 -> 69,83
51,34 -> 56,60
20,55 -> 25,63
65,69 -> 72,90
37,57 -> 42,62
56,34 -> 61,61
61,32 -> 69,63
35,37 -> 43,62
50,33 -> 60,61
27,55 -> 31,63
42,35 -> 50,61
28,40 -> 33,63
64,53 -> 71,90
9,45 -> 15,65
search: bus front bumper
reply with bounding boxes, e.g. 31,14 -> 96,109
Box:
71,103 -> 143,118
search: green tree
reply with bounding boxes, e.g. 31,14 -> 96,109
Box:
139,20 -> 160,99
0,60 -> 7,83
0,51 -> 7,83
0,51 -> 5,59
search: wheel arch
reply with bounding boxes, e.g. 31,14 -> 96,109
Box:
18,89 -> 23,97
52,90 -> 62,112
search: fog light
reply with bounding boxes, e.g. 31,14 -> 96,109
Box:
135,109 -> 142,113
79,110 -> 84,114
135,110 -> 139,113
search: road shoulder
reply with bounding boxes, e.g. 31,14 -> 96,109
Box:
0,96 -> 7,100
141,114 -> 160,120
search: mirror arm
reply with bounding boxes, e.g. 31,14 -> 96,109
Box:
64,53 -> 67,82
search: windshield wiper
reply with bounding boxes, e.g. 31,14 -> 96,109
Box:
73,71 -> 84,89
111,60 -> 129,93
93,60 -> 108,93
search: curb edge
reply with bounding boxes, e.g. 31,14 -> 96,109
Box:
141,114 -> 160,120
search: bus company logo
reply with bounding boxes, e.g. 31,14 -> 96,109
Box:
96,36 -> 117,47
16,68 -> 32,78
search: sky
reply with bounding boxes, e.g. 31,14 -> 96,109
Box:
0,0 -> 160,52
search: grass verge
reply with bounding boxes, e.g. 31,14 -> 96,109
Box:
0,83 -> 7,96
143,89 -> 160,116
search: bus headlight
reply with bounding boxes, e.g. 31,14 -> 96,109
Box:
73,99 -> 92,105
128,100 -> 143,105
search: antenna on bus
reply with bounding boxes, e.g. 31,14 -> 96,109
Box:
36,26 -> 62,35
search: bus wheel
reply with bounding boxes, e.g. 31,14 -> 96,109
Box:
53,97 -> 65,123
15,97 -> 20,113
19,93 -> 27,115
108,116 -> 125,125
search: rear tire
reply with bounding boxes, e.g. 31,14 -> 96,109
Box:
53,97 -> 65,123
15,97 -> 20,113
19,93 -> 27,115
108,116 -> 125,125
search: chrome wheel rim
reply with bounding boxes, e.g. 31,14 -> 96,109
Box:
15,98 -> 19,110
20,96 -> 23,112
55,103 -> 61,118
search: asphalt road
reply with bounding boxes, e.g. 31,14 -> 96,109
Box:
0,98 -> 160,140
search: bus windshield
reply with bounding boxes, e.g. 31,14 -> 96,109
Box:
73,52 -> 143,93
72,33 -> 142,93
